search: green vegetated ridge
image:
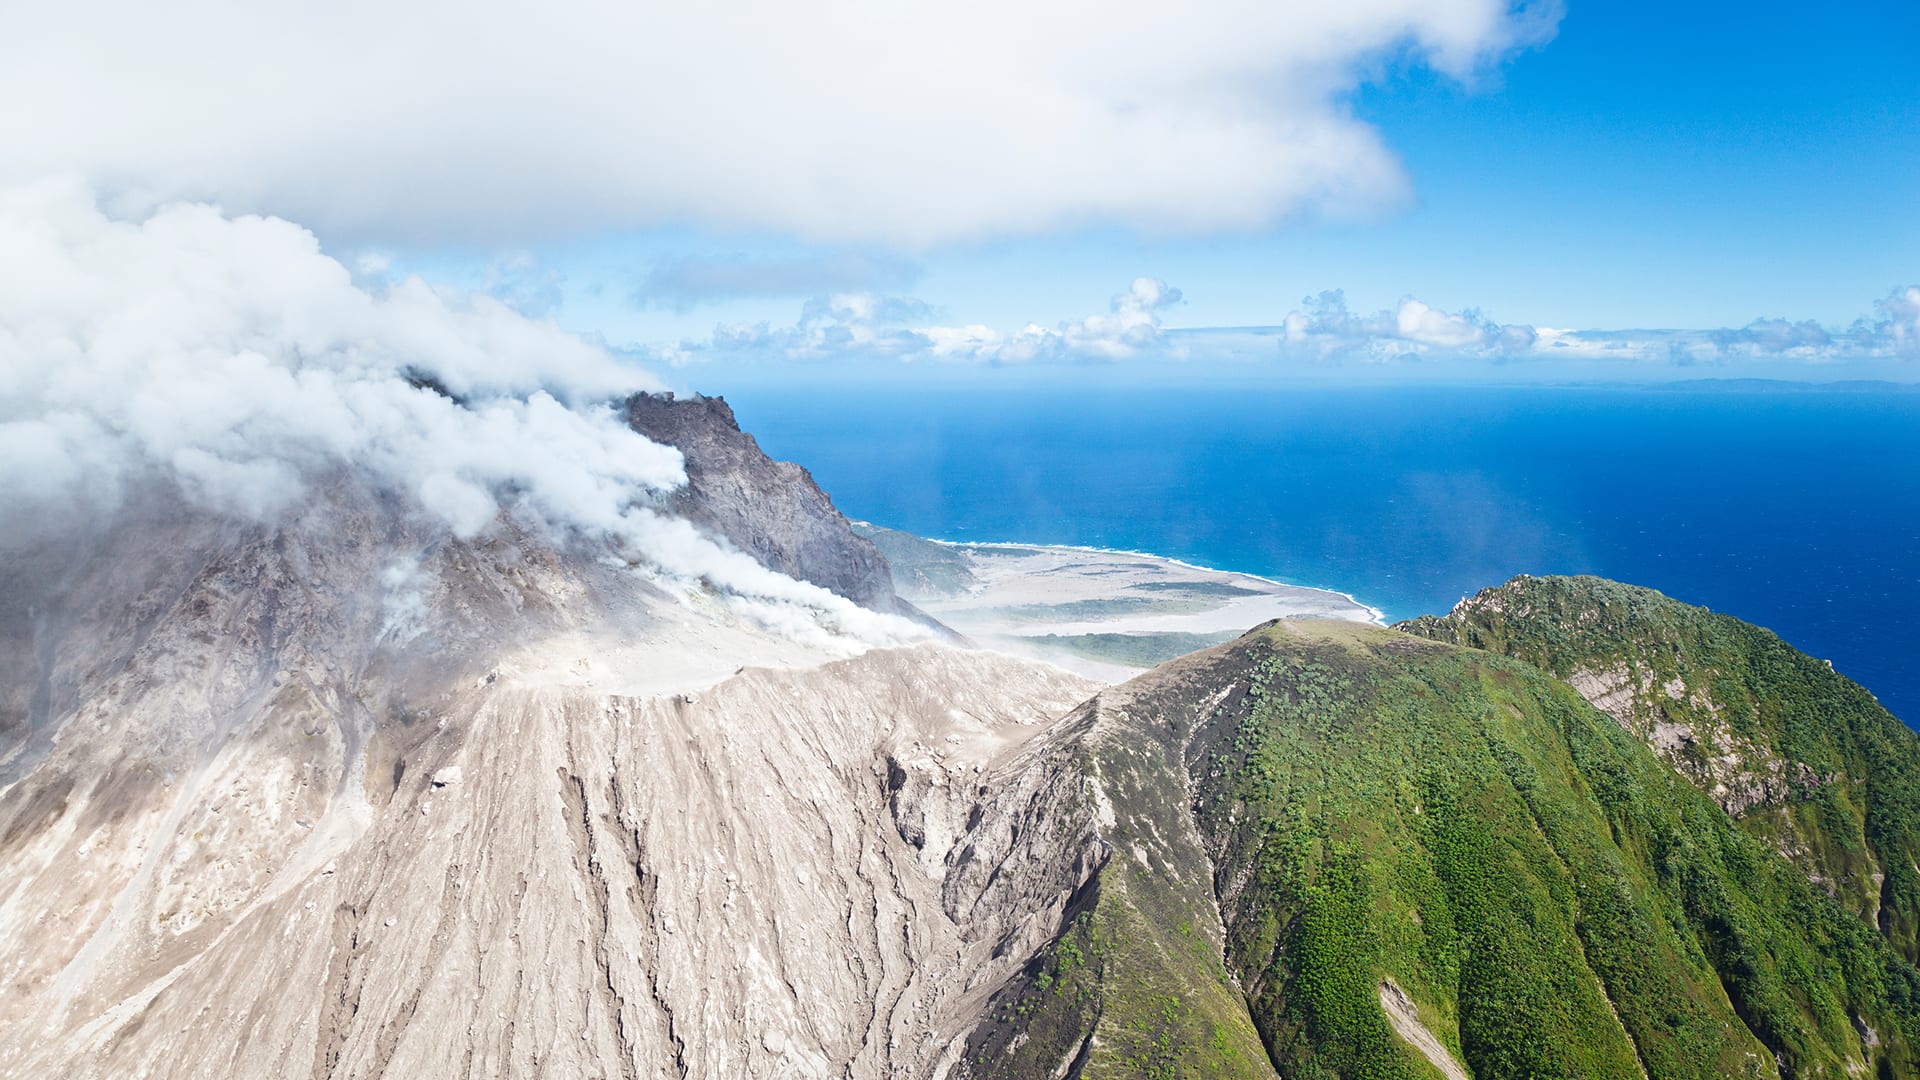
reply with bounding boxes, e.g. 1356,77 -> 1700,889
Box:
964,615 -> 1920,1079
1401,574 -> 1920,967
1024,630 -> 1243,668
959,689 -> 1280,1080
849,521 -> 979,596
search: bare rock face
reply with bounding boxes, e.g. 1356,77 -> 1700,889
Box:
1402,576 -> 1827,817
1561,661 -> 1825,817
626,393 -> 915,619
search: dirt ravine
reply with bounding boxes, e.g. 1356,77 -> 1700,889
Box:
1379,978 -> 1472,1080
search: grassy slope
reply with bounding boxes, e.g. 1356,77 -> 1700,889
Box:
1400,575 -> 1920,967
970,619 -> 1920,1079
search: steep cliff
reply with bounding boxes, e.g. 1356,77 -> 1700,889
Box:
626,393 -> 927,622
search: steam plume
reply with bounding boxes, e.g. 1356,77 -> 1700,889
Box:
0,180 -> 923,643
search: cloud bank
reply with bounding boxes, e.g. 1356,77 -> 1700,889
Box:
660,277 -> 1184,367
1533,285 -> 1920,366
0,1 -> 1557,246
1262,285 -> 1920,368
926,279 -> 1185,364
1278,289 -> 1538,360
655,279 -> 1920,378
0,181 -> 922,642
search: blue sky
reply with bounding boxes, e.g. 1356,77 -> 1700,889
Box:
361,0 -> 1920,383
9,1 -> 1915,382
1344,0 -> 1920,330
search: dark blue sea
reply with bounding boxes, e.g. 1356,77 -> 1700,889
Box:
724,385 -> 1920,726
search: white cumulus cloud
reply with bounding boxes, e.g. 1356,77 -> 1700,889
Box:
0,0 -> 1558,246
1863,286 -> 1920,356
926,278 -> 1185,363
667,277 -> 1183,366
1279,289 -> 1537,360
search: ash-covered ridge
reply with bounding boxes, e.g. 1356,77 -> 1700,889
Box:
0,465 -> 1092,1078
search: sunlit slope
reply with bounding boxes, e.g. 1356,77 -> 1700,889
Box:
963,620 -> 1918,1079
1402,574 -> 1920,966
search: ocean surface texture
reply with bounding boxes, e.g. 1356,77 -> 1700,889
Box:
727,385 -> 1920,726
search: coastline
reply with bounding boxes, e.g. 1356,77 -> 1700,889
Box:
920,535 -> 1390,626
861,525 -> 1383,681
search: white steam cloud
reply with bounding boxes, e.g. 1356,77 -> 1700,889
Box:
0,179 -> 676,535
0,181 -> 925,644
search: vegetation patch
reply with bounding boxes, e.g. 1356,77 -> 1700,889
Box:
1021,631 -> 1242,667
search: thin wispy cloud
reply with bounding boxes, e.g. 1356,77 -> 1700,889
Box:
633,253 -> 922,311
478,253 -> 569,318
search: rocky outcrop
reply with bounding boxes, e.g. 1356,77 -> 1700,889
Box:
627,393 -> 925,622
1561,662 -> 1828,817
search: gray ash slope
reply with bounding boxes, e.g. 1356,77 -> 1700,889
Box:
0,397 -> 1096,1079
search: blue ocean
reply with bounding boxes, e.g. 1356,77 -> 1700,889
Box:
724,385 -> 1920,726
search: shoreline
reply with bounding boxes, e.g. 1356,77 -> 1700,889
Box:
863,527 -> 1384,681
895,532 -> 1389,627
